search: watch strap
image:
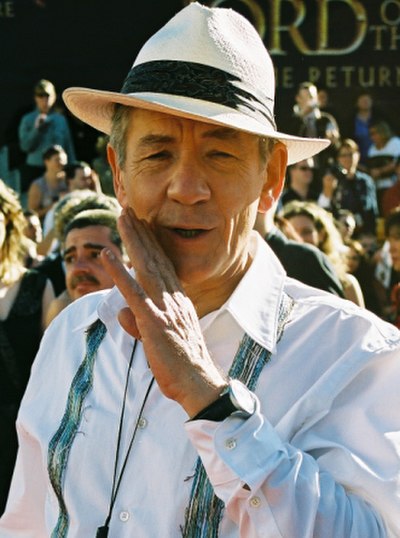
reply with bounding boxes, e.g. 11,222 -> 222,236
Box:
190,392 -> 235,422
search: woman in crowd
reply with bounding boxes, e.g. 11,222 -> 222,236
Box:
367,120 -> 400,213
27,144 -> 67,220
282,200 -> 365,306
0,179 -> 55,514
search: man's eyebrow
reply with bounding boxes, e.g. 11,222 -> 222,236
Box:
62,243 -> 107,256
137,134 -> 175,147
82,242 -> 108,250
201,127 -> 241,140
62,246 -> 76,257
137,127 -> 241,147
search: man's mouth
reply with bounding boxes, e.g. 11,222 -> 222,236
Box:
173,228 -> 206,238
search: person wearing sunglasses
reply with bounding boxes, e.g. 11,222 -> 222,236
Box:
18,79 -> 76,191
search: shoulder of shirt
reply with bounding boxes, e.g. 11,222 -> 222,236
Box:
285,277 -> 400,347
46,288 -> 111,333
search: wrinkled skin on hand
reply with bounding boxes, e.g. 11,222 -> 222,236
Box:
101,208 -> 227,417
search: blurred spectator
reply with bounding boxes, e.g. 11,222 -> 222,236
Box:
381,158 -> 400,218
367,120 -> 400,212
45,208 -> 124,327
23,209 -> 42,245
342,91 -> 385,168
27,145 -> 67,220
35,190 -> 121,296
282,201 -> 365,306
380,208 -> 400,327
92,135 -> 114,196
344,239 -> 382,316
64,161 -> 101,193
358,230 -> 381,261
336,209 -> 357,243
319,139 -> 378,235
22,210 -> 44,269
288,81 -> 340,181
281,158 -> 318,206
317,87 -> 339,119
40,161 -> 103,250
18,79 -> 75,191
317,163 -> 341,213
254,209 -> 344,297
0,179 -> 54,514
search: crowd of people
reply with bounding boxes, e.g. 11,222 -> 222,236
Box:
275,81 -> 400,326
0,2 -> 400,535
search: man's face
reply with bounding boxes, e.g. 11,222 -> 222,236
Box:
63,225 -> 122,301
337,146 -> 359,172
109,109 -> 283,291
388,224 -> 400,272
69,166 -> 94,191
296,88 -> 316,111
290,159 -> 314,185
34,91 -> 56,113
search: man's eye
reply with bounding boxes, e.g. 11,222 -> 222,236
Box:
209,151 -> 234,159
63,255 -> 74,265
90,251 -> 102,259
146,151 -> 170,160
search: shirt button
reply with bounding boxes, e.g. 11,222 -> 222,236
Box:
249,496 -> 261,508
119,511 -> 130,522
225,438 -> 237,450
138,417 -> 147,429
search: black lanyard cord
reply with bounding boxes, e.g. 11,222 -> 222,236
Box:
96,339 -> 155,537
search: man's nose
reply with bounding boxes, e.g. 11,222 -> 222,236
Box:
70,257 -> 91,272
167,152 -> 211,205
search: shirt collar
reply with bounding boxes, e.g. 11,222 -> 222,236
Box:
208,232 -> 286,353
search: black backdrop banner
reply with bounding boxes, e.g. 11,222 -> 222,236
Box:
1,0 -> 399,155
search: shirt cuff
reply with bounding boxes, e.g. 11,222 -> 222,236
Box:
185,395 -> 286,493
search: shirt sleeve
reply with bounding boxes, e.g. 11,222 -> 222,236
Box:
185,344 -> 400,537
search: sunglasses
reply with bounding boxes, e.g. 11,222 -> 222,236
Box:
297,166 -> 313,171
35,93 -> 50,98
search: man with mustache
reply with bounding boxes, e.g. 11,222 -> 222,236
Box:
44,208 -> 124,326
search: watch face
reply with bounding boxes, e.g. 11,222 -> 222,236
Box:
230,379 -> 256,416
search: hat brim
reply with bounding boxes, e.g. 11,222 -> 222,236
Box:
63,87 -> 330,165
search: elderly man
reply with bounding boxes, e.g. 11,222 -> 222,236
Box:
1,4 -> 399,537
44,208 -> 124,327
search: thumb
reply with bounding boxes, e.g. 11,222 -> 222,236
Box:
118,307 -> 141,340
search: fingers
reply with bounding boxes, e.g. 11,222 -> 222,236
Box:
117,209 -> 182,295
100,246 -> 146,307
118,307 -> 141,340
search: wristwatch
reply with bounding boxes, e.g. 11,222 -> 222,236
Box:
191,379 -> 256,422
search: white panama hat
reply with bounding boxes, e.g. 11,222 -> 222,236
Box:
63,2 -> 330,165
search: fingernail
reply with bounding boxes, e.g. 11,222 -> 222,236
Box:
104,248 -> 116,261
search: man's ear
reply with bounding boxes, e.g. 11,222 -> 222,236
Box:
258,142 -> 287,213
107,143 -> 128,208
